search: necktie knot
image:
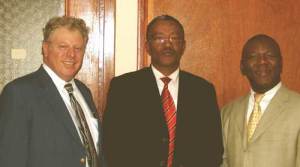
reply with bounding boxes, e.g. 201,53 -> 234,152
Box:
161,77 -> 171,85
64,83 -> 74,94
254,93 -> 264,104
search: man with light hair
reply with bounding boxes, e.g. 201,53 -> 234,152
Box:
0,16 -> 105,167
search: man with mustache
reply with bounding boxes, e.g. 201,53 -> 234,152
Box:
0,16 -> 105,167
221,34 -> 300,167
103,15 -> 223,167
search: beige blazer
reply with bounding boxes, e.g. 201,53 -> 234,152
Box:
221,85 -> 300,167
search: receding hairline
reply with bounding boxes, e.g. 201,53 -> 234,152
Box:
146,15 -> 185,41
242,34 -> 282,59
43,16 -> 89,43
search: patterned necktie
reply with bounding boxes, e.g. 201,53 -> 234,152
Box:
161,77 -> 176,167
247,93 -> 264,141
64,83 -> 99,167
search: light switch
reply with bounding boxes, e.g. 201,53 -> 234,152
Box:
11,49 -> 27,60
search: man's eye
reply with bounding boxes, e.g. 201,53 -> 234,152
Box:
153,37 -> 164,40
170,36 -> 180,41
75,47 -> 82,52
266,53 -> 276,58
58,45 -> 68,49
247,54 -> 257,58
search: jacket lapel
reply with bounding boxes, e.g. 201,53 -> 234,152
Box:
75,80 -> 98,119
233,94 -> 250,149
144,68 -> 167,129
176,71 -> 187,132
75,80 -> 105,163
35,67 -> 83,146
250,86 -> 289,142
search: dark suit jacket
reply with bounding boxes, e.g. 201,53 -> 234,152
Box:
103,67 -> 223,167
0,66 -> 105,167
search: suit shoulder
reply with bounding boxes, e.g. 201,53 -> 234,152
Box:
74,79 -> 90,90
2,70 -> 41,91
284,86 -> 300,99
221,95 -> 247,119
280,86 -> 300,109
180,70 -> 214,87
110,68 -> 150,83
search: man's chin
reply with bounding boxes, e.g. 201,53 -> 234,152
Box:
252,82 -> 276,93
160,62 -> 179,68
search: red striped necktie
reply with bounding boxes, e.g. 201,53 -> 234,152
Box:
161,77 -> 176,167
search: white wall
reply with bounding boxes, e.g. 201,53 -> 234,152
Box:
115,0 -> 138,76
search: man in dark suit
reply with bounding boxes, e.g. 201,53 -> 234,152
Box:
103,15 -> 223,167
0,16 -> 105,167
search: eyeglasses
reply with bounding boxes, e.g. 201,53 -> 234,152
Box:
149,36 -> 184,44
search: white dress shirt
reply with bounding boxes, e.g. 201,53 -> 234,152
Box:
246,82 -> 282,123
151,65 -> 179,109
43,64 -> 99,167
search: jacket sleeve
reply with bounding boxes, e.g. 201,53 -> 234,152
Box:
296,131 -> 300,167
102,77 -> 129,166
220,106 -> 229,167
0,84 -> 30,167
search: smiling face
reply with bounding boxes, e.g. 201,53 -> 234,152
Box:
146,19 -> 185,75
42,27 -> 86,81
241,36 -> 282,93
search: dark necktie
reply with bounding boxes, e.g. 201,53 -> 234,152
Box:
161,77 -> 176,167
64,83 -> 99,167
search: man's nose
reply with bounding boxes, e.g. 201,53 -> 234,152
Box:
67,48 -> 76,57
256,54 -> 268,64
163,38 -> 173,47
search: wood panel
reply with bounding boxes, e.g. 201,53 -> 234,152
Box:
137,0 -> 148,69
65,0 -> 115,116
141,0 -> 300,107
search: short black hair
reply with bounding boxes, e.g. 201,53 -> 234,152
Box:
146,15 -> 185,41
242,34 -> 282,60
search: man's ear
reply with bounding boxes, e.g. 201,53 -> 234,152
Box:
240,61 -> 246,75
42,42 -> 48,58
182,40 -> 186,53
145,41 -> 151,55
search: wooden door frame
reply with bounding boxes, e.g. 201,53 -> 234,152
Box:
137,0 -> 148,69
65,0 -> 115,115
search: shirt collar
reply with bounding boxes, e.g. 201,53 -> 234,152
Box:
151,65 -> 179,84
250,82 -> 282,102
43,64 -> 75,91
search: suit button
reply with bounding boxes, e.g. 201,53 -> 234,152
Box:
80,158 -> 85,164
162,137 -> 168,143
160,160 -> 166,166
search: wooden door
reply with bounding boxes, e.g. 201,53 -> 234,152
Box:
139,0 -> 300,107
65,0 -> 115,116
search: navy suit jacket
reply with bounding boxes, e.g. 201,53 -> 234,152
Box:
103,67 -> 223,167
0,66 -> 105,167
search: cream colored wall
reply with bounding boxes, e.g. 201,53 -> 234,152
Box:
115,0 -> 138,76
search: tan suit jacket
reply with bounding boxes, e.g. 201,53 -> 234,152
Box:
221,85 -> 300,167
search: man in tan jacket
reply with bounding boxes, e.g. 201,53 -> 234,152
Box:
221,34 -> 300,167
